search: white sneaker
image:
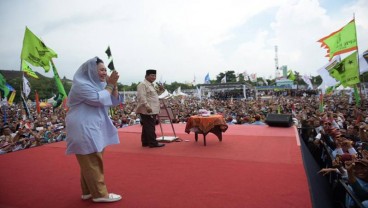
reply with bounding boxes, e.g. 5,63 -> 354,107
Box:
81,194 -> 92,200
92,193 -> 122,203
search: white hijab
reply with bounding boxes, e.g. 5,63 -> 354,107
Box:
67,57 -> 106,107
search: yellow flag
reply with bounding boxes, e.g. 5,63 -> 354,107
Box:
287,70 -> 296,81
8,91 -> 16,105
318,19 -> 357,60
22,60 -> 39,79
21,27 -> 57,72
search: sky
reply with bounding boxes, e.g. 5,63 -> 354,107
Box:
0,0 -> 367,85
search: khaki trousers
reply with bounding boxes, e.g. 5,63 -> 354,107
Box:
75,151 -> 108,198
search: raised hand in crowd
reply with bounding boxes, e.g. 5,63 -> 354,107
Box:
318,168 -> 340,176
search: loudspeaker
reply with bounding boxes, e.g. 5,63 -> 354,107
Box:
265,114 -> 293,127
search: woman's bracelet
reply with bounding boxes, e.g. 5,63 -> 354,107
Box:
105,84 -> 114,91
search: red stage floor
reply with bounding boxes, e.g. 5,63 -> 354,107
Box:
0,124 -> 311,208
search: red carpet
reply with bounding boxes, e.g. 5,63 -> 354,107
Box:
0,124 -> 311,208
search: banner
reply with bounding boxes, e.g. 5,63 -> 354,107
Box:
328,51 -> 359,87
318,19 -> 357,60
360,50 -> 368,74
108,59 -> 115,71
204,73 -> 210,84
21,27 -> 57,72
6,83 -> 15,92
105,46 -> 115,71
301,75 -> 313,89
51,61 -> 67,108
21,94 -> 31,120
23,76 -> 31,98
221,75 -> 226,83
243,71 -> 250,81
325,83 -> 341,95
22,60 -> 39,79
287,70 -> 296,81
196,86 -> 202,101
173,86 -> 182,96
105,46 -> 112,58
249,73 -> 257,82
158,89 -> 171,99
0,73 -> 10,98
8,91 -> 16,105
317,55 -> 340,93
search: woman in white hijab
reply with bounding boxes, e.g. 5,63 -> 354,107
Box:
66,57 -> 122,203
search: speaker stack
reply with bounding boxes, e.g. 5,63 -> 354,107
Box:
265,114 -> 293,127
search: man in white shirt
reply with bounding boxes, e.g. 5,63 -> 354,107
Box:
135,69 -> 165,148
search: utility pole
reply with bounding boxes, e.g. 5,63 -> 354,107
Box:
274,45 -> 279,81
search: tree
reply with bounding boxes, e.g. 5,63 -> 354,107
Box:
238,73 -> 247,83
123,82 -> 138,91
167,82 -> 182,93
216,71 -> 236,83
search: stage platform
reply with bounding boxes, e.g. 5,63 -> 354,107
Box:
0,124 -> 311,208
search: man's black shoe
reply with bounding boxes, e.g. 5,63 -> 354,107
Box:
149,143 -> 165,148
142,144 -> 149,147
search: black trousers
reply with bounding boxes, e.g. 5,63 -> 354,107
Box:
140,114 -> 158,146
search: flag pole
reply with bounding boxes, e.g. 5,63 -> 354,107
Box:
20,59 -> 24,102
19,27 -> 25,101
352,14 -> 364,107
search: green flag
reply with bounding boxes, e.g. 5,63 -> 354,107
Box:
21,27 -> 57,72
325,83 -> 341,95
327,51 -> 359,87
287,70 -> 296,81
0,73 -> 10,98
22,60 -> 39,79
318,19 -> 357,60
108,59 -> 115,71
105,46 -> 112,58
325,86 -> 334,95
51,61 -> 67,108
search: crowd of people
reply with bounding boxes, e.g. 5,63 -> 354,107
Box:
1,86 -> 367,206
0,106 -> 66,154
291,90 -> 368,207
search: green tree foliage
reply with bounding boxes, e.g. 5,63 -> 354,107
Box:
216,70 -> 236,83
238,73 -> 245,82
123,82 -> 138,91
